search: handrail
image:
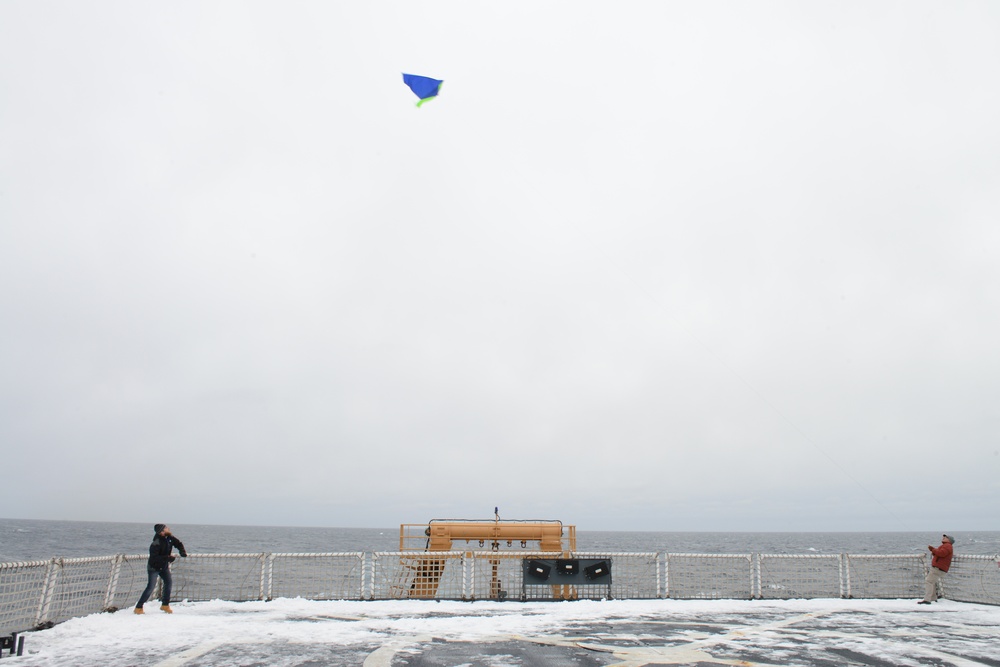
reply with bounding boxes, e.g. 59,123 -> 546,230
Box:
1,551 -> 996,637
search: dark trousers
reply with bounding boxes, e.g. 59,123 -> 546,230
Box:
136,566 -> 172,607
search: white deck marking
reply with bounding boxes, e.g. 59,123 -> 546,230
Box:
152,640 -> 230,667
149,607 -> 996,667
362,635 -> 433,667
526,610 -> 995,667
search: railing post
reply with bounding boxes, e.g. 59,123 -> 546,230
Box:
362,553 -> 370,600
664,553 -> 670,599
752,554 -> 760,599
357,553 -> 366,601
657,552 -> 663,599
103,554 -> 124,611
34,558 -> 61,628
259,554 -> 269,601
472,553 -> 479,601
840,554 -> 849,599
461,554 -> 469,601
265,554 -> 275,601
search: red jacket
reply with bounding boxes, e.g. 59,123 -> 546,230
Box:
930,542 -> 953,572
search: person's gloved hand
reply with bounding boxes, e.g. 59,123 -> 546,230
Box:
180,551 -> 188,557
168,555 -> 176,562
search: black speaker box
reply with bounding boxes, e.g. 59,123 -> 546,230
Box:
583,560 -> 611,580
556,559 -> 579,575
526,560 -> 551,581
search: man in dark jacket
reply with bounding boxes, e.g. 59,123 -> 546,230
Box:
919,534 -> 954,604
135,524 -> 187,614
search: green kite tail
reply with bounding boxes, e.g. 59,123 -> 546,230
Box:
415,82 -> 443,107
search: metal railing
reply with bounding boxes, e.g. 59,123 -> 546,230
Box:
666,553 -> 753,599
2,552 -> 997,636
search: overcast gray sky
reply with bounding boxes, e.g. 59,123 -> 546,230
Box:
2,1 -> 998,532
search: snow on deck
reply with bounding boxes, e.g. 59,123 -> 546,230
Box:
7,598 -> 1000,667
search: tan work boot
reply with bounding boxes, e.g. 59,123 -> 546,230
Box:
160,605 -> 173,613
134,607 -> 144,615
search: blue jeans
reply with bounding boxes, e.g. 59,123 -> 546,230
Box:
136,566 -> 172,607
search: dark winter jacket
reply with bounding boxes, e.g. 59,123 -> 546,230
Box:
148,533 -> 187,570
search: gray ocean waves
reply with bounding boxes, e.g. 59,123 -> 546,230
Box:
2,518 -> 998,562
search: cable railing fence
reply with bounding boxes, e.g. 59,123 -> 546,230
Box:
843,554 -> 926,599
665,553 -> 754,599
757,554 -> 844,600
946,555 -> 1000,605
2,552 -> 997,636
267,553 -> 365,601
0,560 -> 48,639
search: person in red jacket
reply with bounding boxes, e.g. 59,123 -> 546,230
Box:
919,534 -> 954,604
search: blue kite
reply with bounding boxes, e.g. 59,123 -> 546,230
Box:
402,73 -> 443,107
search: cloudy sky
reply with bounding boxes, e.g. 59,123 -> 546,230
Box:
2,2 -> 998,532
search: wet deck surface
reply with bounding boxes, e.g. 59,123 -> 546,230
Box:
7,598 -> 1000,667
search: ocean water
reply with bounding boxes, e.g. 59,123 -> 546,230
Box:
2,518 -> 998,563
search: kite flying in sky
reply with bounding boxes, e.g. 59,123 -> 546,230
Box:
402,73 -> 443,107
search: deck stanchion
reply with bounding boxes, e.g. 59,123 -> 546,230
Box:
265,554 -> 275,601
34,558 -> 60,628
656,553 -> 663,599
103,554 -> 124,611
752,554 -> 761,600
840,553 -> 848,599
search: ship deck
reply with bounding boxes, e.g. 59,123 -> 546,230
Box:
7,597 -> 1000,667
